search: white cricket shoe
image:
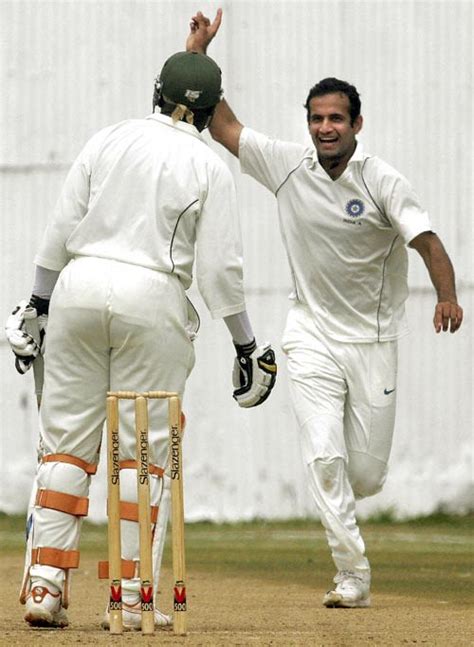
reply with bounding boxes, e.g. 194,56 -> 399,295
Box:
24,581 -> 69,628
101,599 -> 172,631
323,570 -> 371,608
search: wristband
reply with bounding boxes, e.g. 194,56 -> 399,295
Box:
29,294 -> 50,316
234,338 -> 257,358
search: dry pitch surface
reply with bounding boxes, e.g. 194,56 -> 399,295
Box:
0,517 -> 472,646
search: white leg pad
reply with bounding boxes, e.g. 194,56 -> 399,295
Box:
19,481 -> 39,601
152,474 -> 170,595
119,469 -> 165,595
29,460 -> 90,589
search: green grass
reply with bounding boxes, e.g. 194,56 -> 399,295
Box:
1,513 -> 472,605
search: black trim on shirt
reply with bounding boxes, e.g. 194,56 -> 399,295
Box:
360,157 -> 401,340
360,157 -> 391,226
169,199 -> 199,272
275,156 -> 313,197
274,156 -> 313,301
376,235 -> 399,341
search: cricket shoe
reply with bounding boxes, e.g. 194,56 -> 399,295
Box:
101,599 -> 172,631
24,581 -> 69,628
323,570 -> 371,608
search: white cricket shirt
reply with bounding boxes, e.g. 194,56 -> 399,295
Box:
35,114 -> 245,319
239,127 -> 432,342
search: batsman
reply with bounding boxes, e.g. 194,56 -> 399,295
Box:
5,50 -> 276,630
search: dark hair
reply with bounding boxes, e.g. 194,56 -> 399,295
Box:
305,78 -> 361,125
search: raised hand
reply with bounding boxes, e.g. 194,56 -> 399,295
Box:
186,8 -> 222,54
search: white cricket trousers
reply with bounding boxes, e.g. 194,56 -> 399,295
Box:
281,303 -> 397,573
29,256 -> 195,590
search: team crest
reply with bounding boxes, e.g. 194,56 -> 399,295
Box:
345,199 -> 365,218
184,89 -> 202,102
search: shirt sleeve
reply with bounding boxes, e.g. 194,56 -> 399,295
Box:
32,265 -> 60,299
34,149 -> 93,271
382,172 -> 433,245
195,159 -> 246,319
239,127 -> 307,194
34,127 -> 113,270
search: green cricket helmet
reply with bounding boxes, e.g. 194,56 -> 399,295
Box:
155,51 -> 222,110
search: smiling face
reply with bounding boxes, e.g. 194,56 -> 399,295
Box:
308,92 -> 363,176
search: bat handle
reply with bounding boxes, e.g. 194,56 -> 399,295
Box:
23,306 -> 44,409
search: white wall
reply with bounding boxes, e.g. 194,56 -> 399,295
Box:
1,0 -> 472,521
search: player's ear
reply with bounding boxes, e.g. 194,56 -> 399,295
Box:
353,115 -> 363,134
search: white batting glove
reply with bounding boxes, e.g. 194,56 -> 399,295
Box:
5,298 -> 48,374
232,340 -> 277,408
5,300 -> 40,373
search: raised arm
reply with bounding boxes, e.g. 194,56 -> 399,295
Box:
409,231 -> 463,333
186,9 -> 243,157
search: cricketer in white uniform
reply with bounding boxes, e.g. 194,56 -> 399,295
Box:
5,51 -> 277,629
186,10 -> 463,609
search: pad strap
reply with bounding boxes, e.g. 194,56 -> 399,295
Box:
112,501 -> 158,524
98,559 -> 137,579
31,547 -> 80,569
41,453 -> 98,475
36,488 -> 89,516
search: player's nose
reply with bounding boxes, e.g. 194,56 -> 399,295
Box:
319,118 -> 333,133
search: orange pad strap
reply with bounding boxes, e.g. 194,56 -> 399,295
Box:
98,559 -> 137,579
31,547 -> 80,569
118,501 -> 158,524
41,453 -> 97,475
36,488 -> 89,516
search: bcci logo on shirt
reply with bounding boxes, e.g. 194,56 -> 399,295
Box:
345,199 -> 365,218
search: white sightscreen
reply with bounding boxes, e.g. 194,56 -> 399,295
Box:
1,1 -> 472,521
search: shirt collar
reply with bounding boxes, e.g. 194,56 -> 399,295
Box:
145,112 -> 205,141
349,141 -> 366,163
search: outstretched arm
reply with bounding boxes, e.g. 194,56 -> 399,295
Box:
409,231 -> 463,333
186,9 -> 243,157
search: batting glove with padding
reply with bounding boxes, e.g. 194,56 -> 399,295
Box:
5,296 -> 49,374
232,339 -> 277,407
